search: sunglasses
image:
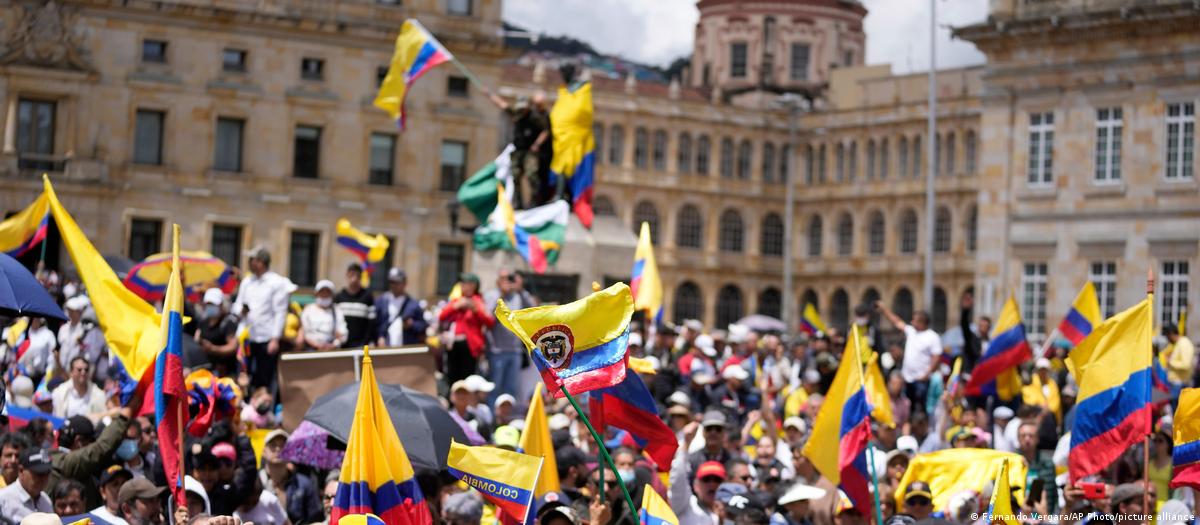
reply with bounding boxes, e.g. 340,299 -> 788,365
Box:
907,497 -> 932,506
704,426 -> 725,433
738,474 -> 753,482
700,476 -> 723,484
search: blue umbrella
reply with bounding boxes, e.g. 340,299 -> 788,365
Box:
0,253 -> 66,320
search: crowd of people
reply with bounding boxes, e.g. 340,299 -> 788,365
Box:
2,246 -> 1198,525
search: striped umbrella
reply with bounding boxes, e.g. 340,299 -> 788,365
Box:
123,250 -> 237,302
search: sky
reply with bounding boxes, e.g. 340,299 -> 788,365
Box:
501,0 -> 989,74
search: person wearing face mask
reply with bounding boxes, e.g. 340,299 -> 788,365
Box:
297,280 -> 346,352
48,391 -> 140,511
116,423 -> 145,479
197,289 -> 239,378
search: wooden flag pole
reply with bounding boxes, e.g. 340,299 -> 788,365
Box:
559,384 -> 638,517
1144,268 -> 1155,519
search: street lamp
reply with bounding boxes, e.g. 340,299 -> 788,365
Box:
773,93 -> 804,338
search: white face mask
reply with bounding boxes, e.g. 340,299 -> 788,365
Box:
316,297 -> 333,308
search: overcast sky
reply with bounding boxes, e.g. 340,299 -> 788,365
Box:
502,0 -> 988,74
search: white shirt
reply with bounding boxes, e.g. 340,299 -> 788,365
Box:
900,325 -> 943,382
17,325 -> 56,377
232,271 -> 294,343
300,303 -> 347,349
235,490 -> 289,525
91,505 -> 131,525
669,439 -> 719,525
0,479 -> 52,523
52,381 -> 106,419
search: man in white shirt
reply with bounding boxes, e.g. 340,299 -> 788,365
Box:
232,247 -> 293,395
16,317 -> 56,382
0,448 -> 53,522
51,357 -> 107,419
877,302 -> 943,412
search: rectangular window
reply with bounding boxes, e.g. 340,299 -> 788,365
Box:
129,218 -> 163,261
730,42 -> 748,78
293,125 -> 322,179
1021,262 -> 1048,342
1162,260 -> 1190,328
369,133 -> 396,185
142,39 -> 167,63
133,110 -> 164,165
370,236 -> 397,293
214,117 -> 244,172
1089,261 -> 1117,319
1027,112 -> 1054,186
1166,102 -> 1195,180
288,230 -> 320,288
447,76 -> 469,98
446,0 -> 472,15
1094,107 -> 1122,183
222,49 -> 247,72
300,57 -> 324,81
436,243 -> 465,295
440,140 -> 468,191
17,98 -> 56,171
376,66 -> 389,87
790,43 -> 810,81
211,224 -> 243,268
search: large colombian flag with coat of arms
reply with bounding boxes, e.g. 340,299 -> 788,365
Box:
331,347 -> 431,525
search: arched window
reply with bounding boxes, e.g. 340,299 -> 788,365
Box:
801,289 -> 819,315
837,212 -> 854,256
633,201 -> 660,244
836,143 -> 845,182
898,136 -> 909,178
831,288 -> 850,332
912,135 -> 922,178
807,215 -> 823,257
634,127 -> 649,169
762,142 -> 776,183
867,210 -> 885,255
966,205 -> 978,253
676,204 -> 704,249
677,133 -> 693,174
718,209 -> 744,253
593,122 -> 604,165
848,141 -> 857,182
880,138 -> 890,179
760,213 -> 784,257
696,135 -> 711,175
720,138 -> 735,178
716,285 -> 744,328
758,287 -> 782,319
934,206 -> 952,253
932,286 -> 948,332
899,208 -> 918,254
805,144 -> 815,185
866,140 -> 876,180
780,144 -> 791,182
945,132 -> 956,176
818,144 -> 827,182
609,125 -> 625,165
737,140 -> 753,180
593,195 -> 617,217
652,129 -> 668,171
965,130 -> 977,175
673,281 -> 703,325
893,287 -> 914,325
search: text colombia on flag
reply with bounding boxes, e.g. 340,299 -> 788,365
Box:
494,283 -> 634,397
446,440 -> 543,523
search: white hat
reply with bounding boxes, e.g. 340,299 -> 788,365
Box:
451,380 -> 472,393
19,513 -> 62,525
695,334 -> 717,357
1035,357 -> 1051,370
64,295 -> 90,311
315,279 -> 336,293
993,406 -> 1015,420
727,324 -> 750,344
783,416 -> 807,433
548,413 -> 571,431
494,394 -> 516,409
627,332 -> 643,347
778,483 -> 827,505
803,369 -> 821,385
684,319 -> 704,332
691,372 -> 715,385
641,355 -> 661,371
465,375 -> 495,393
203,287 -> 225,306
10,375 -> 34,408
896,435 -> 920,455
667,391 -> 691,407
722,365 -> 750,381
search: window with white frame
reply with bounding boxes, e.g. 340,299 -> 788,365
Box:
1028,112 -> 1054,186
1095,107 -> 1122,183
1022,262 -> 1048,341
1166,102 -> 1194,180
1089,261 -> 1117,319
1162,260 -> 1190,328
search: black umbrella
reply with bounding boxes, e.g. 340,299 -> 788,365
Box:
302,383 -> 468,472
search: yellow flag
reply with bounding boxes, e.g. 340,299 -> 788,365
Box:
640,486 -> 680,525
986,459 -> 1021,525
863,350 -> 894,428
895,448 -> 1026,511
632,221 -> 663,320
518,383 -> 561,497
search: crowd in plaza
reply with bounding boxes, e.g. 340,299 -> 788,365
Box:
1,242 -> 1197,525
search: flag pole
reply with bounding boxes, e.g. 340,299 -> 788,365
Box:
448,56 -> 490,93
1144,268 -> 1155,517
559,384 -> 638,518
853,326 -> 884,525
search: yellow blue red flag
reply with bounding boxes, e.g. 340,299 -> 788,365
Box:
964,297 -> 1029,401
519,383 -> 561,499
336,218 -> 390,286
1171,388 -> 1200,490
1056,282 -> 1102,347
375,19 -> 453,129
447,440 -> 543,523
984,459 -> 1021,525
640,487 -> 679,525
549,80 -> 596,228
495,283 -> 633,397
799,303 -> 826,336
0,190 -> 49,257
802,325 -> 872,511
155,225 -> 188,504
895,448 -> 1025,511
1067,295 -> 1153,481
331,347 -> 431,524
631,222 -> 663,322
337,514 -> 385,525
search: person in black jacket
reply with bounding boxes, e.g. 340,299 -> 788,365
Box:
960,292 -> 992,409
374,268 -> 428,347
334,263 -> 376,349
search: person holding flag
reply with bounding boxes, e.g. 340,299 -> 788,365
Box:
548,62 -> 596,227
963,297 -> 1030,402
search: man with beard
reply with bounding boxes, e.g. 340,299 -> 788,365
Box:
118,478 -> 167,525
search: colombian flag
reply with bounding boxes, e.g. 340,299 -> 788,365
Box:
984,459 -> 1020,525
375,19 -> 453,129
495,283 -> 634,398
640,488 -> 679,525
1067,295 -> 1153,482
0,191 -> 49,257
630,222 -> 663,322
155,225 -> 188,504
863,349 -> 895,428
519,383 -> 561,501
894,448 -> 1025,512
1171,388 -> 1200,490
799,303 -> 826,336
336,219 -> 390,286
589,368 -> 679,471
802,325 -> 873,515
964,297 -> 1030,401
549,80 -> 596,228
331,348 -> 431,525
1056,282 -> 1102,347
447,441 -> 543,523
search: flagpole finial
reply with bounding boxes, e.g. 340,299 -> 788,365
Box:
362,345 -> 371,363
1147,268 -> 1155,295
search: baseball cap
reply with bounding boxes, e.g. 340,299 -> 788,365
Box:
903,481 -> 934,502
18,514 -> 61,525
667,404 -> 691,417
716,482 -> 748,504
65,295 -> 90,311
694,334 -> 717,357
118,477 -> 168,504
895,435 -> 919,456
778,482 -> 827,505
695,460 -> 727,481
783,417 -> 807,434
803,369 -> 821,385
627,332 -> 643,347
701,410 -> 728,428
264,429 -> 290,446
725,492 -> 768,520
536,501 -> 579,525
459,272 -> 481,284
667,391 -> 691,407
100,465 -> 133,486
203,287 -> 224,306
450,380 -> 472,393
684,319 -> 704,332
494,393 -> 516,409
315,279 -> 336,293
722,365 -> 750,381
465,375 -> 495,393
548,413 -> 571,431
64,416 -> 96,440
211,442 -> 237,462
20,448 -> 52,474
993,406 -> 1015,420
493,425 -> 521,450
387,268 -> 407,282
